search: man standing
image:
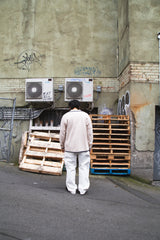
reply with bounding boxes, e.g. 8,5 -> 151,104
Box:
60,100 -> 93,195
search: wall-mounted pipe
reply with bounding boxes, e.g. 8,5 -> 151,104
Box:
157,32 -> 160,105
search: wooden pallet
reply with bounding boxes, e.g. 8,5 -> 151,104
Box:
90,114 -> 131,174
19,131 -> 64,175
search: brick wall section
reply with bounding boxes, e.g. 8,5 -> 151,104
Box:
119,62 -> 159,89
130,63 -> 159,83
119,64 -> 131,89
0,77 -> 119,94
54,78 -> 120,93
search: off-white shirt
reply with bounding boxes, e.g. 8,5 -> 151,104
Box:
60,109 -> 93,152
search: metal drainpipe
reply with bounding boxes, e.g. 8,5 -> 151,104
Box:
158,33 -> 160,105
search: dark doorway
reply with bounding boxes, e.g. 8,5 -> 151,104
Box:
153,106 -> 160,180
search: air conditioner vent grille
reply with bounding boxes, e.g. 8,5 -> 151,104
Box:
66,81 -> 83,99
26,82 -> 42,99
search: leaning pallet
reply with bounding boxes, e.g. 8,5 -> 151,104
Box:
19,131 -> 64,175
90,114 -> 131,175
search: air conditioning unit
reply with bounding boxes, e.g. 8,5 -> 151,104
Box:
25,78 -> 54,102
65,78 -> 93,102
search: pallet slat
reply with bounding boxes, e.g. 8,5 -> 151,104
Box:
25,150 -> 63,159
20,163 -> 63,175
24,159 -> 62,167
28,140 -> 61,150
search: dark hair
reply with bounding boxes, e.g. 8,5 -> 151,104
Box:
69,100 -> 80,109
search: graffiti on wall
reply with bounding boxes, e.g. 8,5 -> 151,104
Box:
14,49 -> 42,71
117,90 -> 130,115
74,66 -> 101,76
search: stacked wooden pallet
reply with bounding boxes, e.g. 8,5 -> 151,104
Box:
19,131 -> 64,175
90,114 -> 131,175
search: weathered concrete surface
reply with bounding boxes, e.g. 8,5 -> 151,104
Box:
0,162 -> 160,240
118,61 -> 159,180
129,0 -> 160,62
0,0 -> 118,78
118,0 -> 129,74
118,0 -> 160,73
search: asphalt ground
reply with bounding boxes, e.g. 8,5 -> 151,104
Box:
0,162 -> 160,240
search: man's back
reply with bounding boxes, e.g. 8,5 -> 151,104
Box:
60,109 -> 93,152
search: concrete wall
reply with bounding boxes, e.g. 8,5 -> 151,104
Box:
129,0 -> 160,62
118,0 -> 160,71
118,0 -> 129,74
0,0 -> 118,82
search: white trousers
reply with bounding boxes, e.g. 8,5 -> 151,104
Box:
64,151 -> 90,193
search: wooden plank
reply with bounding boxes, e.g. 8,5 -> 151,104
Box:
92,123 -> 129,127
91,161 -> 110,165
90,152 -> 130,155
93,133 -> 130,137
110,162 -> 130,166
28,140 -> 61,149
41,137 -> 51,166
19,131 -> 29,163
92,142 -> 131,146
90,154 -> 131,161
25,150 -> 64,159
26,147 -> 63,155
92,147 -> 130,151
30,131 -> 60,140
93,133 -> 110,136
93,127 -> 110,131
22,159 -> 63,168
19,163 -> 63,175
90,114 -> 129,120
30,126 -> 60,131
92,123 -> 110,126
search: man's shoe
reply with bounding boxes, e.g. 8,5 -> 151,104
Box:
70,190 -> 76,195
66,187 -> 76,195
79,190 -> 87,195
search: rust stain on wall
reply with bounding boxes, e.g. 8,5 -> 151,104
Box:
131,103 -> 148,115
149,83 -> 152,91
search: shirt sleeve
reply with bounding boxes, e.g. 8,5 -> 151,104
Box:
60,116 -> 66,150
87,115 -> 93,150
